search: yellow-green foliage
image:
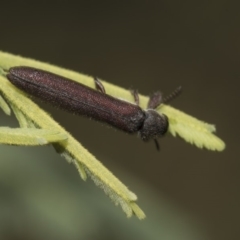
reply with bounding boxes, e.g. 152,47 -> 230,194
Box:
0,51 -> 225,219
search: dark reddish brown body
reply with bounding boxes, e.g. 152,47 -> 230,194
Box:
7,67 -> 145,133
7,66 -> 171,144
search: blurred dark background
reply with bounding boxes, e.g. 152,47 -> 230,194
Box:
0,1 -> 239,240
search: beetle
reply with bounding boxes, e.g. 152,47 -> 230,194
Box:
6,66 -> 181,149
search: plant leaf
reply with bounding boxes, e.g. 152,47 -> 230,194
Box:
0,50 -> 226,219
0,127 -> 68,145
0,94 -> 11,115
160,105 -> 225,151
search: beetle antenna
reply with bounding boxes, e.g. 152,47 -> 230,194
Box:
163,86 -> 182,104
154,139 -> 160,151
